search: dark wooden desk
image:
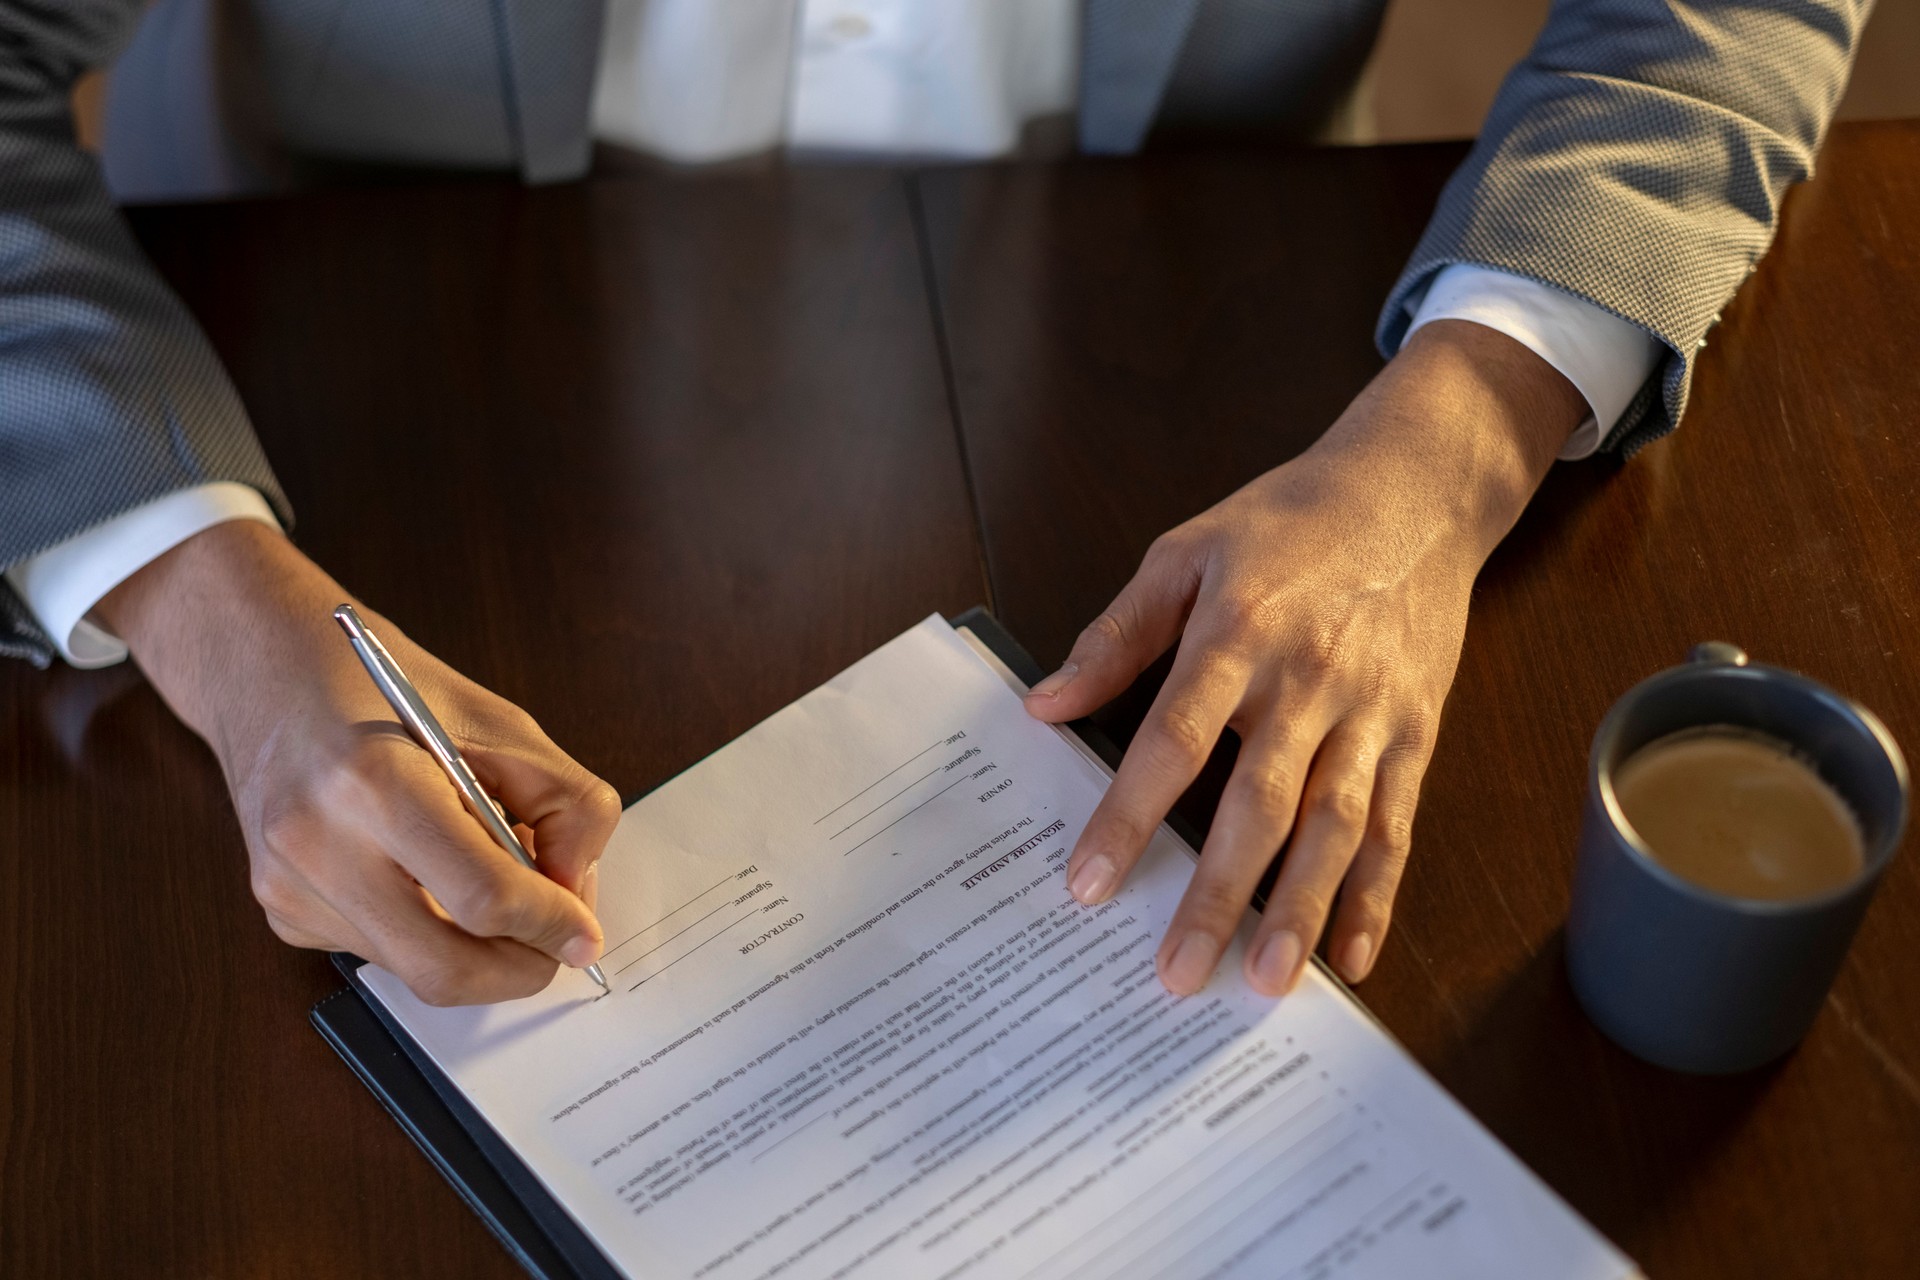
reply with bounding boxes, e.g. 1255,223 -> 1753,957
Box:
2,120 -> 1914,1276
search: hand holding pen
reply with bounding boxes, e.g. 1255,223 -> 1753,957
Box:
94,526 -> 619,1005
336,605 -> 613,998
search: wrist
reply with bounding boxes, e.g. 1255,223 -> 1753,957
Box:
95,522 -> 346,755
1314,318 -> 1585,560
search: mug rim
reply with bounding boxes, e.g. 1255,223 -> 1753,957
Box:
1590,660 -> 1910,916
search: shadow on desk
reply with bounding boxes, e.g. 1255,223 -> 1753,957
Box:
1433,928 -> 1784,1256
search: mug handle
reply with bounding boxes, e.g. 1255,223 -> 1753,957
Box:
1688,642 -> 1749,667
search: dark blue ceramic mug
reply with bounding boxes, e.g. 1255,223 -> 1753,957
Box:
1566,644 -> 1909,1074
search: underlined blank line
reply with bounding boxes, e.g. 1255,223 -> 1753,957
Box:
628,908 -> 763,992
602,869 -> 744,959
812,737 -> 949,826
827,764 -> 944,839
843,774 -> 969,856
612,896 -> 738,976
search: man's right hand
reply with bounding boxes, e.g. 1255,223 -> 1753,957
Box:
97,521 -> 621,1005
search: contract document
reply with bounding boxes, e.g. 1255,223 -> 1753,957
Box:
360,615 -> 1636,1280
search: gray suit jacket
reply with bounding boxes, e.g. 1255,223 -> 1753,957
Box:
0,0 -> 1872,665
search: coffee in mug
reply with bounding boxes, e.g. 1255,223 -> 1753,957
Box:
1566,643 -> 1908,1074
1610,727 -> 1865,902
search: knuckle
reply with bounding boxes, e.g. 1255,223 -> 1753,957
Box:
249,865 -> 303,920
1370,809 -> 1416,860
1292,623 -> 1347,679
257,796 -> 322,863
1399,705 -> 1442,753
322,738 -> 390,796
1152,704 -> 1214,764
1211,589 -> 1276,641
1185,645 -> 1246,694
1351,878 -> 1401,926
585,779 -> 623,824
447,870 -> 526,938
263,910 -> 317,949
1313,784 -> 1370,831
1347,668 -> 1394,716
1079,609 -> 1129,656
1236,763 -> 1300,824
508,705 -> 547,744
405,960 -> 472,1008
466,701 -> 544,752
1272,885 -> 1334,930
1087,807 -> 1149,860
1184,875 -> 1252,924
1144,528 -> 1193,568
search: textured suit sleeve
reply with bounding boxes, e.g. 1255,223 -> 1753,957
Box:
1375,0 -> 1872,456
0,0 -> 288,666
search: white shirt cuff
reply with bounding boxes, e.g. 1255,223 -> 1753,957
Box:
1405,264 -> 1663,461
4,483 -> 282,669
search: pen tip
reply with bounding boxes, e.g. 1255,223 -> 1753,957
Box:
587,963 -> 611,996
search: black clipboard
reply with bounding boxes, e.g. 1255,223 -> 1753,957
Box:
311,608 -> 1142,1280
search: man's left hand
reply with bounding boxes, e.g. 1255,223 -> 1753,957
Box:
1024,320 -> 1588,997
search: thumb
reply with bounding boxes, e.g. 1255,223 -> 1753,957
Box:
472,742 -> 623,901
1025,536 -> 1199,723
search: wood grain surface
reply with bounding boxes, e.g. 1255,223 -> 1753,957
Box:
0,169 -> 983,1277
2,121 -> 1915,1276
920,119 -> 1920,1278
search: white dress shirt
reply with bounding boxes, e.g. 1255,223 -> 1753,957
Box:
6,483 -> 281,668
592,0 -> 1081,162
13,6 -> 1660,667
1405,265 -> 1662,461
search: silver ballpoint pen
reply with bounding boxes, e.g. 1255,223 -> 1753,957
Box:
333,603 -> 612,997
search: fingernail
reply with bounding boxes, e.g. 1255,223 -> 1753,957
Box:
1339,933 -> 1374,983
1026,662 -> 1079,699
1251,930 -> 1303,994
1069,854 -> 1117,904
1163,932 -> 1221,995
562,934 -> 601,968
